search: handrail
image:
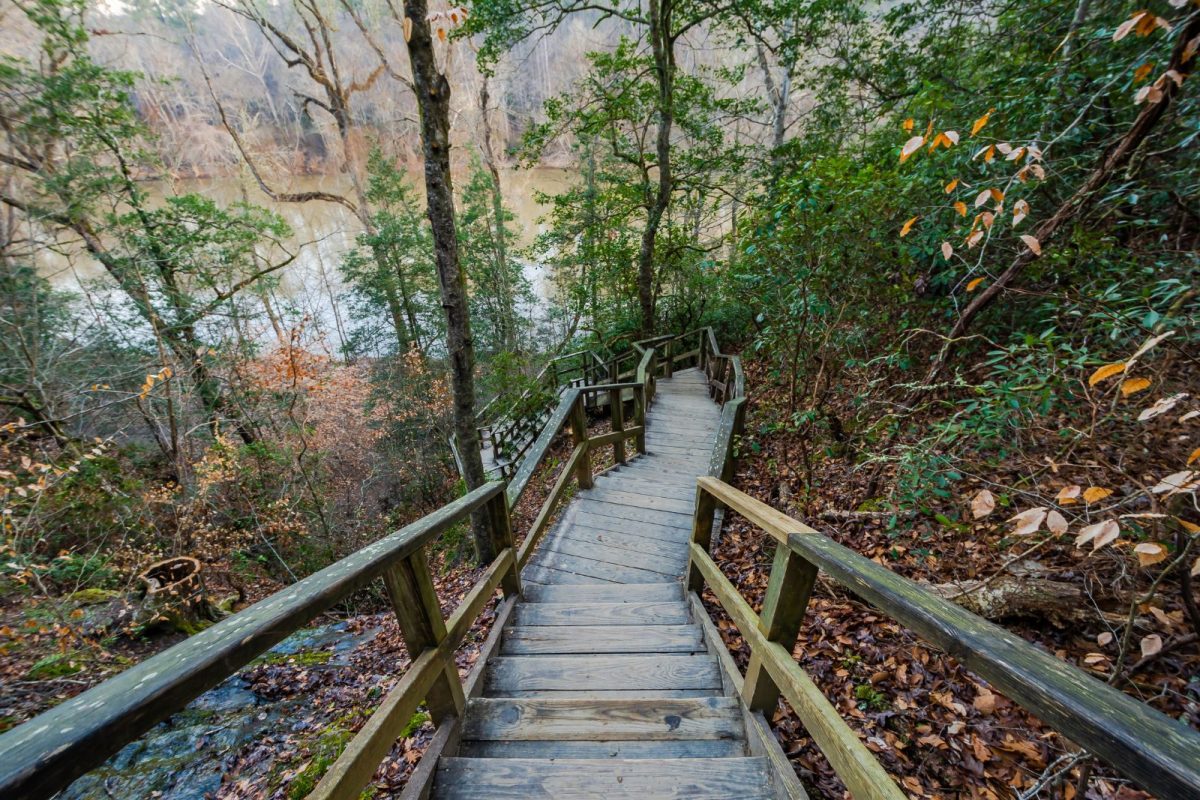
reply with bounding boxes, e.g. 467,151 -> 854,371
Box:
689,477 -> 1200,800
0,481 -> 519,800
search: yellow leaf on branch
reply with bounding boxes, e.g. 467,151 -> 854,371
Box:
1088,362 -> 1126,386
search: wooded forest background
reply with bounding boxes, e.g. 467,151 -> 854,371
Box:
1,0 -> 1198,797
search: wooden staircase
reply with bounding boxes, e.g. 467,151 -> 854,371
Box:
428,369 -> 798,799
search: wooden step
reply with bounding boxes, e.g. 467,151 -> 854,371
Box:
433,757 -> 772,799
511,601 -> 691,626
592,476 -> 695,501
572,499 -> 692,529
457,739 -> 746,759
539,530 -> 686,572
521,583 -> 681,604
483,655 -> 723,693
528,550 -> 677,583
461,697 -> 744,741
503,624 -> 703,654
579,489 -> 694,515
553,521 -> 691,555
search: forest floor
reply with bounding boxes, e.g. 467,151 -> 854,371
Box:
704,357 -> 1199,800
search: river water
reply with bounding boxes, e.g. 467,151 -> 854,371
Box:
37,167 -> 573,349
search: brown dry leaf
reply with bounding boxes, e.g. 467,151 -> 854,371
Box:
970,489 -> 996,519
1075,519 -> 1119,550
1046,510 -> 1069,535
974,189 -> 991,208
1088,362 -> 1126,386
1192,556 -> 1200,577
1020,234 -> 1041,255
1056,485 -> 1081,504
1151,470 -> 1198,494
941,241 -> 954,261
973,691 -> 996,715
1140,634 -> 1163,658
1008,507 -> 1047,536
1082,486 -> 1112,503
1134,542 -> 1168,567
1121,377 -> 1151,396
1097,631 -> 1114,646
1138,392 -> 1189,421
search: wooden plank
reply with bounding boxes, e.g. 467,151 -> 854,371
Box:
397,718 -> 459,800
592,476 -> 696,501
433,757 -> 771,800
529,550 -> 676,583
579,488 -> 694,515
554,521 -> 691,555
511,601 -> 691,626
503,624 -> 703,654
521,563 -> 618,586
536,536 -> 683,578
743,543 -> 817,714
572,499 -> 693,529
517,441 -> 588,568
489,688 -> 721,700
457,739 -> 745,759
464,595 -> 519,698
521,582 -> 681,603
688,543 -> 905,800
484,655 -> 722,693
695,477 -> 810,546
787,530 -> 1200,800
0,480 -> 506,800
462,697 -> 744,741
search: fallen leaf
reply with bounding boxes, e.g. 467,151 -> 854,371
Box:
1151,470 -> 1197,495
942,241 -> 954,260
1130,330 -> 1175,361
1075,519 -> 1119,550
1088,362 -> 1126,386
1134,542 -> 1168,567
1046,510 -> 1069,534
1097,631 -> 1113,646
1139,634 -> 1162,658
971,489 -> 996,519
966,276 -> 985,292
1189,447 -> 1200,465
973,691 -> 996,715
1083,486 -> 1112,503
1139,393 -> 1189,421
1009,507 -> 1047,536
1056,485 -> 1081,504
1121,377 -> 1151,396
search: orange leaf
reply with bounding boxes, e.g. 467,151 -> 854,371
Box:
989,188 -> 1004,203
1120,377 -> 1151,396
1133,62 -> 1154,82
1088,362 -> 1126,386
900,135 -> 925,162
1134,542 -> 1168,567
971,108 -> 993,135
437,26 -> 447,41
953,201 -> 968,217
1083,486 -> 1113,503
903,118 -> 914,131
966,277 -> 985,292
944,178 -> 959,193
900,216 -> 918,237
1188,447 -> 1200,465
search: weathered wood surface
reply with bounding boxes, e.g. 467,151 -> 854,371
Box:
502,624 -> 704,654
458,739 -> 745,759
0,481 -> 506,800
483,655 -> 724,693
520,582 -> 682,603
512,601 -> 691,626
434,757 -> 771,799
462,697 -> 744,740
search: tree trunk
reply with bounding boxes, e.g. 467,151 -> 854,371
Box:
403,0 -> 491,561
479,77 -> 517,353
637,0 -> 676,337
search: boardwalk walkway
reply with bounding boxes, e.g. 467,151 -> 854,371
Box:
429,368 -> 796,799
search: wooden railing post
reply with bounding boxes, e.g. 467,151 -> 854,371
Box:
688,487 -> 717,594
382,549 -> 466,726
664,338 -> 674,378
568,395 -> 593,489
485,491 -> 521,597
742,543 -> 818,713
633,384 -> 647,454
609,385 -> 626,464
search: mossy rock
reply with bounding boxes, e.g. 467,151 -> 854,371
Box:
66,588 -> 121,605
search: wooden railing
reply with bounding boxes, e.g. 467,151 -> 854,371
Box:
688,477 -> 1200,800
